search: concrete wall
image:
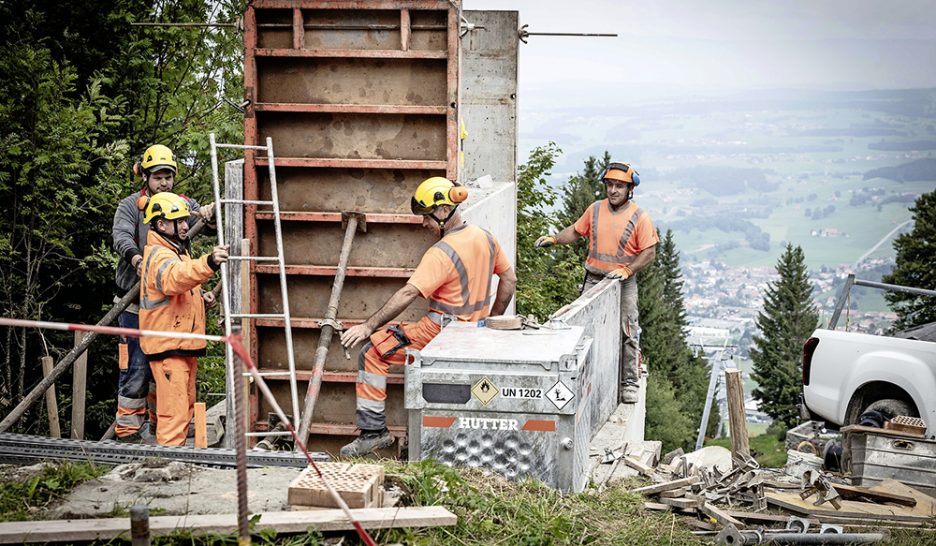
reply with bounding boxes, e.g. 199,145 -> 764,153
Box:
553,279 -> 623,437
461,179 -> 517,314
459,10 -> 518,186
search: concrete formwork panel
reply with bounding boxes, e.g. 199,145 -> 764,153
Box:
459,11 -> 519,185
257,168 -> 441,214
257,222 -> 436,267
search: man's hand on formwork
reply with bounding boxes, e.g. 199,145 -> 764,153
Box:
341,324 -> 374,350
202,290 -> 217,309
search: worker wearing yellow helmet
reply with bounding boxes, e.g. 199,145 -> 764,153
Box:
110,145 -> 216,443
338,177 -> 517,457
139,192 -> 229,446
534,162 -> 658,404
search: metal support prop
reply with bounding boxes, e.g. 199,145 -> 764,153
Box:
0,219 -> 208,433
296,212 -> 365,446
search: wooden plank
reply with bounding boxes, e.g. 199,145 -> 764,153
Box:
400,9 -> 410,51
256,211 -> 422,224
842,424 -> 926,440
724,368 -> 749,463
765,487 -> 935,522
0,506 -> 457,544
659,496 -> 702,510
659,488 -> 687,499
70,332 -> 87,440
632,477 -> 699,496
194,402 -> 207,448
835,483 -> 916,507
40,356 -> 60,438
726,510 -> 819,526
255,265 -> 414,278
623,456 -> 656,477
700,502 -> 744,528
642,502 -> 671,512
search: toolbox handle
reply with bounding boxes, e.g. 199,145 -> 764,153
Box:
892,440 -> 914,450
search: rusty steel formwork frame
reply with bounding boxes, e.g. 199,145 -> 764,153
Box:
242,0 -> 461,455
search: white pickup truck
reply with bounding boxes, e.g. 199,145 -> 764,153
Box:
801,327 -> 936,439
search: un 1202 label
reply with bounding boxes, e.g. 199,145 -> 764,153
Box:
500,387 -> 543,399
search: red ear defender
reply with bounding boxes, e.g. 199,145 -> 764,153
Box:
136,195 -> 149,211
132,162 -> 143,178
449,186 -> 468,203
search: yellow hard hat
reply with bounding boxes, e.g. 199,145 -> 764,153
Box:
410,177 -> 468,215
140,144 -> 177,175
143,192 -> 190,224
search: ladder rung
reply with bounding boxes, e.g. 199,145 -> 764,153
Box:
246,431 -> 293,437
248,371 -> 292,377
216,143 -> 268,150
229,313 -> 285,319
228,256 -> 279,262
221,198 -> 274,205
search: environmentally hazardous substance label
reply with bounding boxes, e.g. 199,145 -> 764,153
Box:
545,381 -> 574,410
471,376 -> 498,406
500,387 -> 543,400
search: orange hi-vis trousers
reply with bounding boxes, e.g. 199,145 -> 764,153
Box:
149,355 -> 197,446
355,316 -> 442,430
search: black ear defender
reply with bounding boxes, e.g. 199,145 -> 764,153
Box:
600,162 -> 640,186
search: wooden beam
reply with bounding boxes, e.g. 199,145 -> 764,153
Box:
632,477 -> 699,496
623,456 -> 655,477
194,402 -> 207,448
724,368 -> 750,464
0,506 -> 457,544
40,356 -> 60,438
659,496 -> 702,510
834,483 -> 917,507
70,332 -> 87,440
400,9 -> 411,51
254,48 -> 447,59
700,502 -> 744,529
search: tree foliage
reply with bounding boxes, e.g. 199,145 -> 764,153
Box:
0,1 -> 245,432
515,143 -> 583,319
882,189 -> 936,330
750,244 -> 819,428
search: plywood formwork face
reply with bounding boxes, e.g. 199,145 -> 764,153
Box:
243,0 -> 460,449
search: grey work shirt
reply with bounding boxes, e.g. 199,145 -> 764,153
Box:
112,190 -> 211,297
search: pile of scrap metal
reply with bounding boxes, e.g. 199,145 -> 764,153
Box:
625,445 -> 936,544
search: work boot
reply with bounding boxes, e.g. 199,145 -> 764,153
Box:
115,432 -> 144,444
339,429 -> 394,457
621,384 -> 639,404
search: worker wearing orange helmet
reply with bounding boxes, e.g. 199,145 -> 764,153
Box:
338,177 -> 517,457
535,162 -> 658,404
138,192 -> 228,446
111,145 -> 217,443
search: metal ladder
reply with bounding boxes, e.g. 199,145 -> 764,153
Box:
209,133 -> 299,440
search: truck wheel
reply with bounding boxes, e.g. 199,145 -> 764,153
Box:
858,399 -> 916,427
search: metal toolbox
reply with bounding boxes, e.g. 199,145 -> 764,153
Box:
405,322 -> 595,492
844,425 -> 936,497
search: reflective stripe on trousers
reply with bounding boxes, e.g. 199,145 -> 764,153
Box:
355,316 -> 442,430
116,310 -> 157,437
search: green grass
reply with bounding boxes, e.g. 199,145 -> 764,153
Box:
705,432 -> 788,468
0,462 -> 107,521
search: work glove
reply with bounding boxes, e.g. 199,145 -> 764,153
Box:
607,265 -> 633,280
534,235 -> 558,248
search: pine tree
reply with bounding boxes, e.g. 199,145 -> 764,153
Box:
882,189 -> 936,330
751,244 -> 819,428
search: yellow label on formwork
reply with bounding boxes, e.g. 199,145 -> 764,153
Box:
471,376 -> 498,406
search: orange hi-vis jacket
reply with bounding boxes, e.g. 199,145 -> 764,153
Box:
574,199 -> 659,275
408,223 -> 511,322
139,231 -> 216,361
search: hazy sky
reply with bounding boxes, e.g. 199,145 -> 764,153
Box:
464,1 -> 936,96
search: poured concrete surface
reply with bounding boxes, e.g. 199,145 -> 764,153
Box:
50,461 -> 302,519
